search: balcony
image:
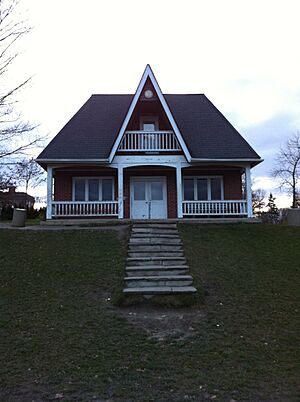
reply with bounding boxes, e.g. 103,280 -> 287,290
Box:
118,130 -> 181,152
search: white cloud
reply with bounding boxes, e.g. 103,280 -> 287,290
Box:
4,0 -> 300,207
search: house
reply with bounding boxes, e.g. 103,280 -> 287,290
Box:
37,65 -> 262,220
0,186 -> 35,208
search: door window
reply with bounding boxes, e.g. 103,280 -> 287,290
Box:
133,181 -> 146,200
151,181 -> 163,200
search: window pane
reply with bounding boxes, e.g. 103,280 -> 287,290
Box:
133,181 -> 145,200
183,179 -> 194,200
102,179 -> 113,201
143,123 -> 155,131
88,179 -> 99,201
74,178 -> 85,201
151,181 -> 163,201
211,178 -> 222,200
197,179 -> 208,200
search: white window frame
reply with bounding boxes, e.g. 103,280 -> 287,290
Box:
139,116 -> 159,131
72,176 -> 115,201
182,176 -> 224,201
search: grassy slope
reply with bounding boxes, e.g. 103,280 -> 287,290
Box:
0,225 -> 299,401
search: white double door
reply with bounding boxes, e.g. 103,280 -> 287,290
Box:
131,177 -> 167,219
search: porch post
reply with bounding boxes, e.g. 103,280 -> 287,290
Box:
46,166 -> 53,220
118,166 -> 124,219
176,165 -> 183,218
245,165 -> 253,218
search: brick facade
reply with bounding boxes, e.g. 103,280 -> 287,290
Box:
53,165 -> 243,218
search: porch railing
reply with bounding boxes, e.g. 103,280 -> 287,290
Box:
52,201 -> 118,217
118,131 -> 181,151
182,200 -> 247,216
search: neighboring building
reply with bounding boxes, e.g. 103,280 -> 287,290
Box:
0,186 -> 35,208
37,65 -> 262,220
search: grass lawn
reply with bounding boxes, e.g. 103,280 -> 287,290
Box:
0,224 -> 299,401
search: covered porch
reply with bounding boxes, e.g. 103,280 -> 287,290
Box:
46,159 -> 253,219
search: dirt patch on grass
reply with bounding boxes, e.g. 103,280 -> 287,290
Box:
114,304 -> 206,339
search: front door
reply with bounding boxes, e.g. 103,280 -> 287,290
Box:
131,177 -> 167,219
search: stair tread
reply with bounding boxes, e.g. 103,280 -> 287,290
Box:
126,265 -> 189,270
123,286 -> 197,294
125,275 -> 193,281
127,256 -> 186,260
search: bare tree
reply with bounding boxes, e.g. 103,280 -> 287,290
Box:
252,188 -> 266,216
272,132 -> 300,208
0,0 -> 43,165
14,158 -> 45,198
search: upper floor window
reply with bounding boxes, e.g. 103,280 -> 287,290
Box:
140,116 -> 159,131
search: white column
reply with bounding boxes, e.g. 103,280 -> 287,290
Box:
176,165 -> 183,218
245,165 -> 253,218
118,166 -> 124,219
46,166 -> 53,220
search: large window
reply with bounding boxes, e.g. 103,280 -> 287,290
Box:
183,177 -> 223,201
73,177 -> 114,201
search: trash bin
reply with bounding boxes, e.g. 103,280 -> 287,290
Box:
11,208 -> 27,227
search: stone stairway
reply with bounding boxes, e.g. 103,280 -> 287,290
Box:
123,222 -> 197,295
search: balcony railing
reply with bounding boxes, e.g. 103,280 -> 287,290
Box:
118,131 -> 181,152
52,201 -> 118,217
182,200 -> 247,216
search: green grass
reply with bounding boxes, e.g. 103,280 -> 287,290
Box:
0,225 -> 299,401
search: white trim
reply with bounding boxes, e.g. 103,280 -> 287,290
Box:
111,154 -> 188,168
36,159 -> 109,163
108,65 -> 192,163
72,176 -> 115,202
182,175 -> 224,201
118,167 -> 124,219
176,166 -> 183,218
245,166 -> 253,218
190,158 -> 263,166
46,166 -> 53,219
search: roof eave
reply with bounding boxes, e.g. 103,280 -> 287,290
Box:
190,158 -> 264,167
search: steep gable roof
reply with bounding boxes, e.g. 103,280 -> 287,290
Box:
37,66 -> 262,165
165,94 -> 260,160
37,94 -> 133,161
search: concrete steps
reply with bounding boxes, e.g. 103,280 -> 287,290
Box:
125,275 -> 193,287
126,265 -> 190,277
123,223 -> 197,296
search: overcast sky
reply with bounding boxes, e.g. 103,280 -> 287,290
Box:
10,0 -> 300,206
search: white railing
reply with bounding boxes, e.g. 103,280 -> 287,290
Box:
118,131 -> 181,151
182,200 -> 247,216
52,201 -> 118,217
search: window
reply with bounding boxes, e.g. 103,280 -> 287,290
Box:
143,123 -> 156,132
140,116 -> 159,131
183,179 -> 194,200
73,177 -> 114,201
74,178 -> 85,201
183,177 -> 223,201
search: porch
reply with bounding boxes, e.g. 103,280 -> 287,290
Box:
46,163 -> 253,219
50,199 -> 248,218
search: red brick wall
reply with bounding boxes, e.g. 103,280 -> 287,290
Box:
123,167 -> 177,219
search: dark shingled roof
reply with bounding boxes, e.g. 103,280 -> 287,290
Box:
37,94 -> 261,161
